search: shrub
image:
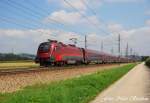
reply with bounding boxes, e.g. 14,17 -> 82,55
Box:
145,57 -> 150,67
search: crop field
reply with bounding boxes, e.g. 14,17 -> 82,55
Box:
0,63 -> 136,103
0,61 -> 39,69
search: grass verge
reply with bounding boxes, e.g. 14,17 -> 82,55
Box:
0,60 -> 34,63
0,63 -> 136,103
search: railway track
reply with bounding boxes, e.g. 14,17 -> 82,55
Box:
0,68 -> 47,75
0,64 -> 121,75
0,63 -> 129,93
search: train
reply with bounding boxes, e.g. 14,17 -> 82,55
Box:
35,40 -> 134,66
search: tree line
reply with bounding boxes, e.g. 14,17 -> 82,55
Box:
0,53 -> 35,61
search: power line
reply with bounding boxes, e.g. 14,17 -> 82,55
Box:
6,0 -> 95,36
63,0 -> 110,35
0,1 -> 49,29
27,0 -> 110,38
24,0 -> 69,26
4,0 -> 110,37
80,0 -> 97,15
1,0 -> 122,53
1,0 -> 85,36
79,0 -> 112,31
0,17 -> 37,29
2,0 -> 64,26
79,0 -> 123,55
80,0 -> 124,49
0,17 -> 59,39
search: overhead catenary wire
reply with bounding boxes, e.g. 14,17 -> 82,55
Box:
79,0 -> 123,52
0,17 -> 58,37
1,0 -> 86,37
63,0 -> 111,35
0,17 -> 38,30
82,1 -> 137,56
0,17 -> 117,53
2,0 -> 64,26
0,0 -> 60,37
2,0 -> 111,36
1,0 -> 128,54
79,0 -> 116,32
0,17 -> 48,29
80,0 -> 97,15
25,0 -> 67,25
0,16 -> 84,45
80,0 -> 116,34
63,0 -> 123,54
0,0 -> 54,29
1,0 -> 113,36
3,0 -> 86,32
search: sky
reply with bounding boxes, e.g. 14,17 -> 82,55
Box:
0,0 -> 150,56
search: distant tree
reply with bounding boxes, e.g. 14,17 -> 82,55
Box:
0,53 -> 35,61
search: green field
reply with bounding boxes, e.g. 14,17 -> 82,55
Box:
0,61 -> 39,69
0,63 -> 136,103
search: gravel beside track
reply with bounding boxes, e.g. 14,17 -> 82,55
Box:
0,64 -> 126,93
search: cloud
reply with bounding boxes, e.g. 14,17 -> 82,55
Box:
0,29 -> 26,38
0,29 -> 81,54
62,0 -> 87,11
107,23 -> 124,33
81,22 -> 150,56
104,25 -> 150,56
0,25 -> 150,56
47,0 -> 87,11
48,0 -> 141,12
144,10 -> 150,16
44,10 -> 81,25
44,10 -> 101,28
145,19 -> 150,26
47,0 -> 101,12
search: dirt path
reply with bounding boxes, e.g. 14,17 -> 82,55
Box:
90,63 -> 150,103
0,64 -> 123,93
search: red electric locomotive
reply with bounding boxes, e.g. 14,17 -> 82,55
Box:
35,40 -> 84,66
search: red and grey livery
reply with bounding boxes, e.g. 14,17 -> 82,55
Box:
35,40 -> 133,66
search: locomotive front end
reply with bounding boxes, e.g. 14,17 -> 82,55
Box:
35,41 -> 56,66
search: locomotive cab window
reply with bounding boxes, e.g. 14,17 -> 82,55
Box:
38,42 -> 50,52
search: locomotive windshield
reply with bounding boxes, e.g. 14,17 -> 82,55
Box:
38,42 -> 50,52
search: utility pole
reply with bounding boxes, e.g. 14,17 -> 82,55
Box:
101,41 -> 103,52
12,47 -> 14,54
85,35 -> 87,49
118,34 -> 121,57
117,34 -> 121,64
126,43 -> 129,57
111,47 -> 114,55
130,48 -> 133,56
